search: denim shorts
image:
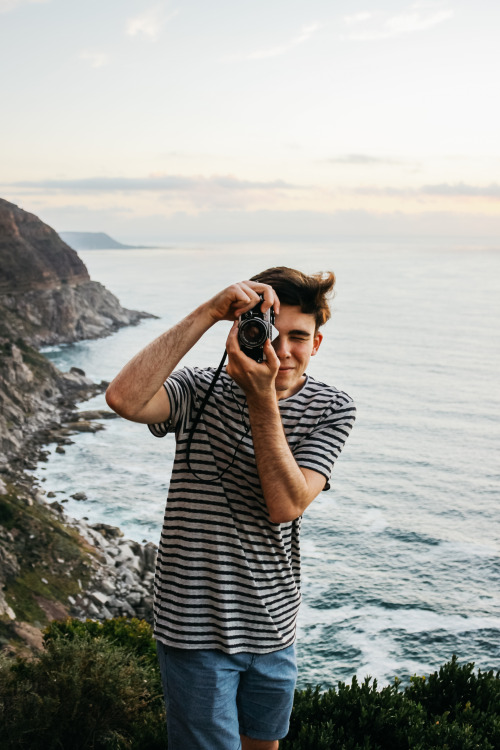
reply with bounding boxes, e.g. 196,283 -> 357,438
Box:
156,641 -> 297,750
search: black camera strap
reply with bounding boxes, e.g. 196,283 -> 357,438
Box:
186,349 -> 250,483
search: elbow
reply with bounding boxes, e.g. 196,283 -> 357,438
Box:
105,382 -> 128,418
268,505 -> 304,525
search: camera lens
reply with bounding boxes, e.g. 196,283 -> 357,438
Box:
239,318 -> 267,348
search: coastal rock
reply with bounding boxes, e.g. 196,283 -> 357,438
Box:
60,516 -> 158,623
0,198 -> 155,469
0,197 -> 159,654
0,198 -> 89,293
0,197 -> 155,347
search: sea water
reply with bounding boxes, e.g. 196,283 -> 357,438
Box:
36,239 -> 500,688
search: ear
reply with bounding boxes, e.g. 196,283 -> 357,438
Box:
311,331 -> 323,356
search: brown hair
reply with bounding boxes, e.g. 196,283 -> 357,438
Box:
251,266 -> 335,330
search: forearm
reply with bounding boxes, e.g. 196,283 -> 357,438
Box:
106,302 -> 215,420
247,394 -> 311,523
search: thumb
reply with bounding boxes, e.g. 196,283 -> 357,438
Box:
263,338 -> 279,367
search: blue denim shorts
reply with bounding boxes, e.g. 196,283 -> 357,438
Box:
156,641 -> 297,750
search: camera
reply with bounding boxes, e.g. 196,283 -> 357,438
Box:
238,295 -> 275,362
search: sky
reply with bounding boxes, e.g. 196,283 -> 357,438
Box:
1,0 -> 499,243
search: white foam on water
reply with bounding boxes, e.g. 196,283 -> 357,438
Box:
300,539 -> 322,559
298,600 -> 500,638
297,600 -> 500,683
360,508 -> 388,533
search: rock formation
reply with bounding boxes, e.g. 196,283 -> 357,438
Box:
0,198 -> 153,346
0,198 -> 158,653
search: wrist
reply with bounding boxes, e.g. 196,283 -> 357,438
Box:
196,300 -> 220,328
246,388 -> 278,412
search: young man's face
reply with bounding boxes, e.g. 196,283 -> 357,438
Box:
272,304 -> 323,400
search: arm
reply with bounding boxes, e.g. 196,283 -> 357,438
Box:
225,326 -> 325,523
105,281 -> 279,424
247,393 -> 327,523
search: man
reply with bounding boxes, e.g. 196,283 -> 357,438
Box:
106,266 -> 356,750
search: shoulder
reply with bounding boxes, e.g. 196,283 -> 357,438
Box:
295,375 -> 356,411
168,366 -> 217,388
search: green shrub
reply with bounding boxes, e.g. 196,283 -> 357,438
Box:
405,655 -> 500,750
44,616 -> 157,666
0,632 -> 166,750
282,656 -> 500,750
282,678 -> 425,749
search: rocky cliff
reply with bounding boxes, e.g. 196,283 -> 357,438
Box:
0,199 -> 157,654
0,199 -> 89,293
0,198 -> 153,346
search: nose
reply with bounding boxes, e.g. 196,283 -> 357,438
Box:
272,335 -> 291,359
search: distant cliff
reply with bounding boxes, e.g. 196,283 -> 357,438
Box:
59,231 -> 142,250
0,199 -> 154,346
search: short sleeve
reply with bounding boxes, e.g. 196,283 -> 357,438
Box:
148,367 -> 197,438
292,394 -> 356,490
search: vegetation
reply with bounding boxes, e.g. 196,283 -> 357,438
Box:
0,618 -> 499,749
0,619 -> 166,750
0,485 -> 94,640
282,657 -> 500,749
44,616 -> 158,666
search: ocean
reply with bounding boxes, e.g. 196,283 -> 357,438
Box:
35,239 -> 500,689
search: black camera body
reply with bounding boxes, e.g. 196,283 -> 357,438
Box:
237,295 -> 275,362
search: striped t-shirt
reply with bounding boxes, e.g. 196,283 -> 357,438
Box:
149,366 -> 356,654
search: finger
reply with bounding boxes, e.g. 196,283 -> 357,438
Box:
225,322 -> 242,354
263,338 -> 280,366
259,284 -> 279,315
226,320 -> 237,340
246,280 -> 280,315
228,285 -> 253,311
232,282 -> 262,317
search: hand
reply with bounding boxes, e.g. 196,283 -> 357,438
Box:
205,280 -> 280,324
225,323 -> 280,399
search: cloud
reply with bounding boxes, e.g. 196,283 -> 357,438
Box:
126,4 -> 179,40
224,22 -> 320,62
80,51 -> 109,69
6,174 -> 303,214
343,12 -> 374,25
326,154 -> 402,166
38,205 -> 500,243
9,174 -> 298,193
344,5 -> 454,41
420,182 -> 500,197
354,182 -> 500,198
0,0 -> 48,12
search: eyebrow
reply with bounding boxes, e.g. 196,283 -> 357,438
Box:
288,329 -> 312,337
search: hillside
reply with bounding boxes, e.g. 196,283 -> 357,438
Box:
0,199 -> 154,346
0,199 -> 89,293
0,198 -> 157,653
59,231 -> 142,250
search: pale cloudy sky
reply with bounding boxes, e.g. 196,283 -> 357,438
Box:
1,0 -> 499,242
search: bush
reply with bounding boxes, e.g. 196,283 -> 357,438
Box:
405,656 -> 500,750
282,656 -> 500,750
0,630 -> 166,750
44,616 -> 158,667
282,678 -> 425,749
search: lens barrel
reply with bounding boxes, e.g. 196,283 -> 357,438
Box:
238,317 -> 268,348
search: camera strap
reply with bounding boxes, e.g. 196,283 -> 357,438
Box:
186,348 -> 249,483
